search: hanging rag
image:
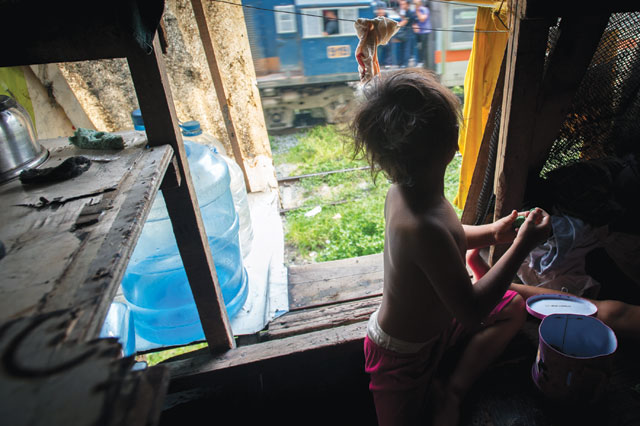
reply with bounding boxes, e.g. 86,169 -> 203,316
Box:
354,17 -> 399,84
19,156 -> 92,185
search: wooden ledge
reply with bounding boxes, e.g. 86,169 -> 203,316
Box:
0,136 -> 173,341
165,320 -> 368,393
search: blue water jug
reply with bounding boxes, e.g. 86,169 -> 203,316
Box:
100,301 -> 136,357
180,120 -> 253,258
121,139 -> 248,346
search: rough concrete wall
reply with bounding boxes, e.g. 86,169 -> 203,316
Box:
52,0 -> 275,192
203,0 -> 275,192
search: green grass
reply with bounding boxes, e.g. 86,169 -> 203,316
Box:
272,125 -> 365,173
273,125 -> 462,263
139,342 -> 208,366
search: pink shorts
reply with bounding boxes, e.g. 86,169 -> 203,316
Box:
364,290 -> 518,426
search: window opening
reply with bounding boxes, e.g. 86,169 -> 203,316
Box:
449,5 -> 476,48
275,5 -> 297,34
302,7 -> 360,38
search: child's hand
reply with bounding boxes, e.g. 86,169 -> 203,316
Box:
492,210 -> 519,245
514,207 -> 551,251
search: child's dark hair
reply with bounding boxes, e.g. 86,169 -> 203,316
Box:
351,69 -> 461,186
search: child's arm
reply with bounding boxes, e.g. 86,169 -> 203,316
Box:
416,209 -> 550,328
462,210 -> 521,249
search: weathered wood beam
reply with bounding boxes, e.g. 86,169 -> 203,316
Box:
165,321 -> 367,393
0,0 -> 165,67
190,0 -> 252,192
127,33 -> 235,353
262,296 -> 380,341
0,311 -> 169,426
490,0 -> 552,264
287,253 -> 384,309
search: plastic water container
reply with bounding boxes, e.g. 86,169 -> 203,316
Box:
180,120 -> 253,257
131,109 -> 145,131
121,139 -> 249,346
100,301 -> 136,357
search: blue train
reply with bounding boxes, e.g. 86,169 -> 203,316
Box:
242,0 -> 477,129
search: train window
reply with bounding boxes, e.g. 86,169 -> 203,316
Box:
301,7 -> 359,38
337,8 -> 358,34
449,6 -> 476,49
274,5 -> 297,34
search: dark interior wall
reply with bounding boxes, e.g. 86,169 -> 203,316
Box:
159,345 -> 378,426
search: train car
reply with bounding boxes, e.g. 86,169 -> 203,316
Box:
242,0 -> 477,130
434,2 -> 477,87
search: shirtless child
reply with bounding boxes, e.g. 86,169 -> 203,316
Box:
351,69 -> 552,426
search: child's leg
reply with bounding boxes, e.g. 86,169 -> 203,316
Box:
468,250 -> 640,340
466,248 -> 489,282
432,294 -> 527,426
510,283 -> 640,340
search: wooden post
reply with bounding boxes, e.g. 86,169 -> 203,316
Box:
190,0 -> 252,192
127,33 -> 235,353
490,1 -> 552,264
490,3 -> 609,264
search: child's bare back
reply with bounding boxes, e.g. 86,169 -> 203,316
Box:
377,184 -> 468,344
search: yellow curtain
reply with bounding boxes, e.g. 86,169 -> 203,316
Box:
452,2 -> 509,210
0,67 -> 36,130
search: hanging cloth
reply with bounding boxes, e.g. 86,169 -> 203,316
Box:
354,17 -> 399,84
453,2 -> 509,210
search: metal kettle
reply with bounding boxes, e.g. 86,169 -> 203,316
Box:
0,95 -> 48,183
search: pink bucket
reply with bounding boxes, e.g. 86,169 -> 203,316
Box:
532,314 -> 617,403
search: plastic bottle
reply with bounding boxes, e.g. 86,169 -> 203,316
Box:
180,120 -> 253,258
131,109 -> 145,131
121,138 -> 249,346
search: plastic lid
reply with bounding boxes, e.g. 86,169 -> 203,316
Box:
131,108 -> 145,130
526,293 -> 598,320
180,120 -> 203,136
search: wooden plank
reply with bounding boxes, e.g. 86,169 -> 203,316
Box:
491,1 -> 552,264
0,310 -> 169,426
287,253 -> 384,309
127,33 -> 235,352
190,0 -> 252,192
165,321 -> 368,393
0,1 -> 165,67
0,136 -> 171,340
262,296 -> 381,341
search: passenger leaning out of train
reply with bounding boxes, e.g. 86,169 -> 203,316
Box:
323,10 -> 339,36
